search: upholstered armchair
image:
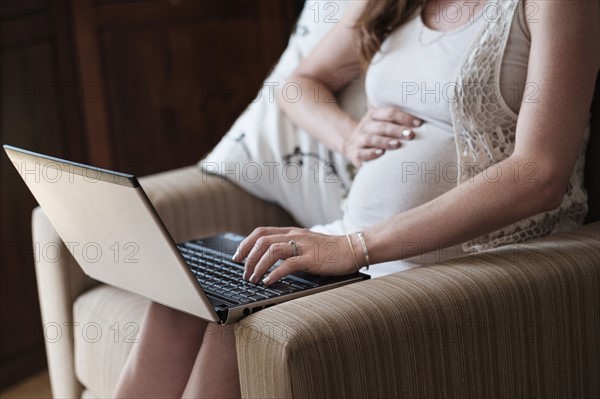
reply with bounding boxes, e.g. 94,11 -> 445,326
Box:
33,158 -> 600,398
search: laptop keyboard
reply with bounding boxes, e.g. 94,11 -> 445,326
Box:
177,241 -> 318,305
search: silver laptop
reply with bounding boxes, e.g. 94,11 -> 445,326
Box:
4,145 -> 369,324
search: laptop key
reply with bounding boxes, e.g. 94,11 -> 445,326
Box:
204,290 -> 240,306
262,288 -> 282,296
290,283 -> 313,290
223,260 -> 245,270
231,295 -> 245,302
268,283 -> 297,294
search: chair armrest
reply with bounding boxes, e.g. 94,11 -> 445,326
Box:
236,222 -> 600,398
32,165 -> 294,398
32,207 -> 96,399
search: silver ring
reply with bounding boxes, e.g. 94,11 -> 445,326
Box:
288,240 -> 299,257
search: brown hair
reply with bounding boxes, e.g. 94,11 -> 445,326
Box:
355,0 -> 424,68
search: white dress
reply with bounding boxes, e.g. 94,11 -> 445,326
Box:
310,4 -> 531,278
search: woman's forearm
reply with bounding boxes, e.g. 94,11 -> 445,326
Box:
362,0 -> 599,266
363,154 -> 564,264
277,74 -> 357,154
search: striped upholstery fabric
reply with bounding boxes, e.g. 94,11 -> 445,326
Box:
74,285 -> 150,398
236,222 -> 600,398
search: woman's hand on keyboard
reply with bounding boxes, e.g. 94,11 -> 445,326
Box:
343,106 -> 421,167
232,226 -> 358,285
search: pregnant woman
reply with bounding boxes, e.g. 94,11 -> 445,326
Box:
114,0 -> 599,397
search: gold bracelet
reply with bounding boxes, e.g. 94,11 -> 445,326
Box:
356,232 -> 370,270
346,234 -> 360,272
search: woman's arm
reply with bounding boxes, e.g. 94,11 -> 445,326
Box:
235,0 -> 599,283
276,1 -> 364,154
364,0 -> 600,264
277,1 -> 421,167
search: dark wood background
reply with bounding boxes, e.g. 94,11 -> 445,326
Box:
1,0 -> 300,388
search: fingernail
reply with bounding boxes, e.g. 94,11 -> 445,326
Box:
232,250 -> 239,261
262,276 -> 271,285
402,129 -> 413,138
249,274 -> 257,284
412,119 -> 422,127
389,139 -> 400,147
374,149 -> 384,155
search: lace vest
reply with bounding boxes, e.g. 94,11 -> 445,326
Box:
450,0 -> 589,252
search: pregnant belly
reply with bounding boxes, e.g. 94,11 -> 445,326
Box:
342,123 -> 458,231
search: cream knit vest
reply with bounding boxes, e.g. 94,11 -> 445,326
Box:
450,0 -> 589,252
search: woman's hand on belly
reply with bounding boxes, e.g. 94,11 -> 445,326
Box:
343,106 -> 422,167
232,227 -> 357,285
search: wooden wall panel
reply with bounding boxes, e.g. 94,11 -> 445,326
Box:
74,0 -> 297,176
100,20 -> 266,175
1,1 -> 86,388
